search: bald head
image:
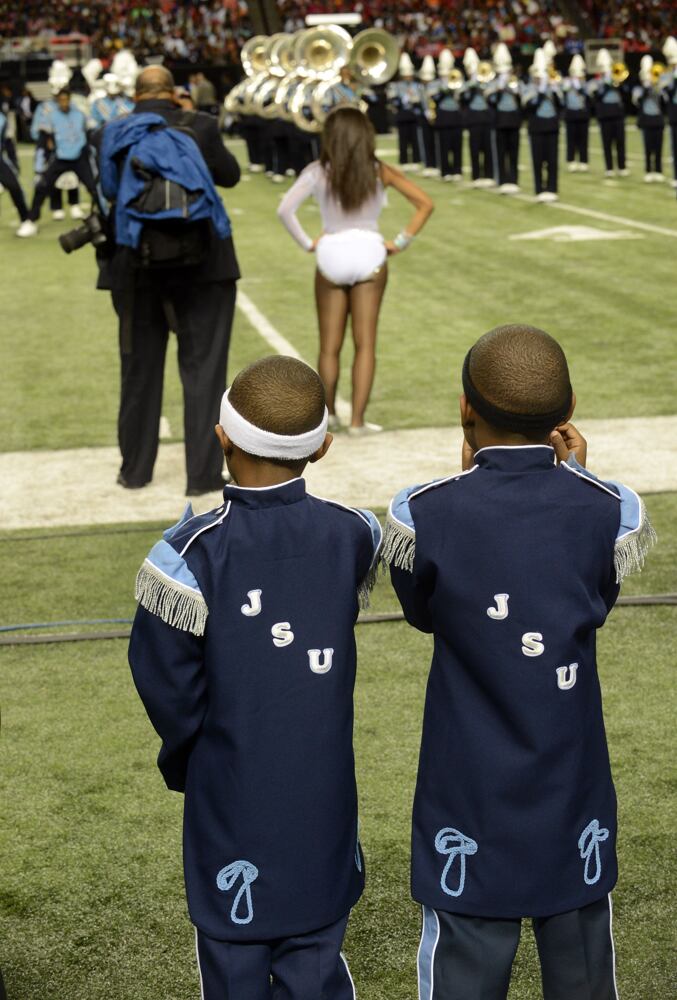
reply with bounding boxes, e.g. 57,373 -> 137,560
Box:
135,66 -> 175,100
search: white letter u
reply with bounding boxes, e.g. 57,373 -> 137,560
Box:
556,662 -> 578,690
308,648 -> 334,674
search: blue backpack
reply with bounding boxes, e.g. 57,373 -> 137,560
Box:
100,111 -> 231,268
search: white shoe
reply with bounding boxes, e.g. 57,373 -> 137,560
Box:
644,173 -> 653,183
401,163 -> 420,172
451,173 -> 463,182
605,170 -> 615,178
421,167 -> 436,177
506,183 -> 520,194
618,168 -> 630,177
652,172 -> 665,183
578,163 -> 589,172
498,183 -> 510,194
265,170 -> 274,178
347,421 -> 383,437
472,178 -> 483,189
249,163 -> 265,173
542,191 -> 559,202
327,414 -> 342,431
17,220 -> 38,237
442,174 -> 454,182
567,162 -> 577,172
271,173 -> 285,184
671,179 -> 677,188
52,209 -> 65,220
70,204 -> 84,219
536,191 -> 548,202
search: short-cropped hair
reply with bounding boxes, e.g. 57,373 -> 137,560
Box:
229,356 -> 326,438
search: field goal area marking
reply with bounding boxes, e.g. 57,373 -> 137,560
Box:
236,290 -> 352,422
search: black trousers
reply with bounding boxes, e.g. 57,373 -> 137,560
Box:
418,896 -> 618,1000
49,184 -> 81,212
598,118 -> 626,170
530,130 -> 559,193
240,118 -> 264,167
421,120 -> 436,168
29,153 -> 97,221
640,125 -> 664,173
434,127 -> 462,176
468,125 -> 493,180
397,121 -> 424,165
493,128 -> 520,185
0,158 -> 29,221
195,912 -> 354,1000
566,119 -> 589,163
112,278 -> 236,490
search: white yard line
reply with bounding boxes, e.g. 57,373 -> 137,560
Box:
513,193 -> 677,237
236,289 -> 352,422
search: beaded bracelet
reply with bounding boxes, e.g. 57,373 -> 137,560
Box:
393,231 -> 414,251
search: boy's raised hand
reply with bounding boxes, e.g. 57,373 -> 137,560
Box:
550,422 -> 587,467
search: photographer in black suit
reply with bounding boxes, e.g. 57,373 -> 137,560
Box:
97,65 -> 241,495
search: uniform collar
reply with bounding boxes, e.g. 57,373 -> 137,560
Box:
222,477 -> 306,508
473,445 -> 556,472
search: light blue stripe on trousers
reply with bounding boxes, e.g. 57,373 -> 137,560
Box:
417,905 -> 440,1000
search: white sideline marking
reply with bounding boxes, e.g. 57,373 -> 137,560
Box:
514,194 -> 677,238
236,290 -> 352,421
509,225 -> 643,243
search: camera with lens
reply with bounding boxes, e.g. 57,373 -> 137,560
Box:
59,212 -> 108,254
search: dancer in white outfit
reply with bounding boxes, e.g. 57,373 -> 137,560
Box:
278,107 -> 433,433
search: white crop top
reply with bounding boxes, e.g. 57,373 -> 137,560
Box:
277,161 -> 386,250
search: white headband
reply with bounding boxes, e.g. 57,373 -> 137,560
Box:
219,388 -> 329,460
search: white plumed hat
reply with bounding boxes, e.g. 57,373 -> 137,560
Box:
596,48 -> 612,73
82,58 -> 103,89
399,52 -> 415,77
663,36 -> 677,66
419,55 -> 436,81
530,47 -> 548,78
493,42 -> 512,72
438,48 -> 454,74
463,47 -> 479,75
543,39 -> 557,65
569,53 -> 586,78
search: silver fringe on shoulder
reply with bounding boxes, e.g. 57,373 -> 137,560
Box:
135,560 -> 208,636
358,559 -> 380,610
614,499 -> 657,583
380,516 -> 416,573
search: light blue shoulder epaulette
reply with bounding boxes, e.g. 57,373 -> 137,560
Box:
134,501 -> 231,636
561,456 -> 657,582
382,470 -> 477,572
310,494 -> 383,608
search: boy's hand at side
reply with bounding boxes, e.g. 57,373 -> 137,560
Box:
550,421 -> 587,467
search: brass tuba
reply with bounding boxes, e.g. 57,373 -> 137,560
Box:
348,29 -> 399,85
241,35 -> 269,78
447,68 -> 465,91
476,60 -> 496,84
611,61 -> 629,86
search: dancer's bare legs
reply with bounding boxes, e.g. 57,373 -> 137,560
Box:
315,269 -> 349,416
348,263 -> 388,427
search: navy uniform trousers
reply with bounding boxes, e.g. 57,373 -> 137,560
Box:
417,896 -> 618,1000
598,118 -> 626,171
196,912 -> 356,1000
0,157 -> 29,221
28,152 -> 98,221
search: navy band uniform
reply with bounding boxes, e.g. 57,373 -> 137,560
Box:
384,446 -> 655,997
129,478 -> 381,997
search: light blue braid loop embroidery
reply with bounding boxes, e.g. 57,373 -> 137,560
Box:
435,828 -> 478,897
578,820 -> 609,886
216,860 -> 259,924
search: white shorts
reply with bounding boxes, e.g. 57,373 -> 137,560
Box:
316,229 -> 386,286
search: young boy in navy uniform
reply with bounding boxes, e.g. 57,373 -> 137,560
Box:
383,325 -> 655,999
129,356 -> 381,1000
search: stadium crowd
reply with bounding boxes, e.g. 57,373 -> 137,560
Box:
1,0 -> 675,64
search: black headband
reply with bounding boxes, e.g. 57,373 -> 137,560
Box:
462,350 -> 572,435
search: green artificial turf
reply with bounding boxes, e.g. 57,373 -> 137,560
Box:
1,496 -> 675,998
2,128 -> 677,454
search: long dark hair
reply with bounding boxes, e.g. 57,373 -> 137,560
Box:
320,106 -> 378,212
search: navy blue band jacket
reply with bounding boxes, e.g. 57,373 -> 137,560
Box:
129,478 -> 381,940
383,446 -> 655,918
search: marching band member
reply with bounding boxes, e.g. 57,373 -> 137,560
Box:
590,49 -> 629,178
387,53 -> 425,171
277,107 -> 433,433
461,48 -> 494,188
0,107 -> 30,229
19,89 -> 99,237
486,42 -> 522,194
633,56 -> 665,183
419,55 -> 440,177
428,48 -> 463,182
659,36 -> 677,188
31,61 -> 83,221
523,48 -> 562,202
563,53 -> 592,171
89,74 -> 134,128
